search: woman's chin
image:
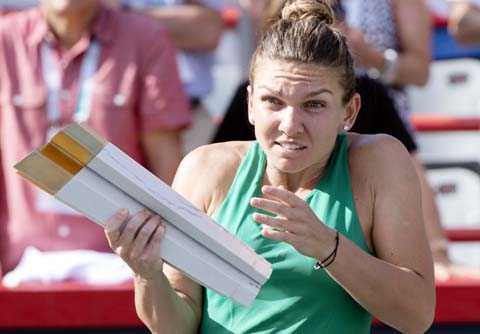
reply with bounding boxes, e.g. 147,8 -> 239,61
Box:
271,159 -> 306,174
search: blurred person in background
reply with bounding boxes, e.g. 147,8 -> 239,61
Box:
337,0 -> 480,280
0,0 -> 190,281
210,0 -> 285,143
105,0 -> 224,154
448,0 -> 480,45
213,0 -> 480,281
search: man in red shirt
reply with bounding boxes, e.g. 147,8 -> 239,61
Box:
0,0 -> 191,275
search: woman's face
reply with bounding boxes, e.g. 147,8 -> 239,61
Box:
248,59 -> 358,174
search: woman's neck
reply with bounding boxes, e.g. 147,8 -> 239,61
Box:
45,3 -> 99,49
264,162 -> 328,198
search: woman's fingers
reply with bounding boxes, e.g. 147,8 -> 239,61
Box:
116,210 -> 151,248
105,209 -> 160,255
129,214 -> 163,258
104,208 -> 129,246
104,209 -> 167,278
142,220 -> 167,261
252,212 -> 288,231
261,185 -> 306,207
251,186 -> 312,223
261,226 -> 297,244
250,197 -> 289,217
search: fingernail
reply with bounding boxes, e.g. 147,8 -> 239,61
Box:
261,186 -> 269,193
119,208 -> 128,216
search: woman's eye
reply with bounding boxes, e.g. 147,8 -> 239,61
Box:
304,101 -> 324,109
263,96 -> 281,105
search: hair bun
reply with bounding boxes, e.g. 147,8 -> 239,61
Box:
281,0 -> 334,25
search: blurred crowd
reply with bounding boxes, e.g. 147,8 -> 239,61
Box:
0,0 -> 479,285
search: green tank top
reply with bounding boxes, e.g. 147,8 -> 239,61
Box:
200,134 -> 373,334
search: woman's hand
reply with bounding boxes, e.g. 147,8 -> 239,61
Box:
250,185 -> 337,261
104,209 -> 166,280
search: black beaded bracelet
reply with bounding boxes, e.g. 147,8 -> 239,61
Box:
314,231 -> 339,270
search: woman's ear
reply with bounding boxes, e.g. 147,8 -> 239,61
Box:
247,85 -> 255,125
342,93 -> 361,131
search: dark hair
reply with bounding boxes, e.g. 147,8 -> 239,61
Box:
249,0 -> 355,104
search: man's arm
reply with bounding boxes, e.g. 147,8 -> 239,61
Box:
136,21 -> 191,184
390,0 -> 431,86
134,1 -> 224,51
141,129 -> 183,186
448,1 -> 480,45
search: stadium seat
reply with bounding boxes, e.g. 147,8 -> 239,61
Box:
415,130 -> 480,231
408,58 -> 480,117
427,167 -> 480,229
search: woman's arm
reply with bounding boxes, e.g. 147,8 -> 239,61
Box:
105,142 -> 246,333
250,135 -> 435,333
105,210 -> 202,334
133,263 -> 203,334
133,143 -> 239,333
104,148 -> 217,333
333,135 -> 435,332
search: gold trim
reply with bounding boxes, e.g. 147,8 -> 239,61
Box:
13,123 -> 107,194
40,142 -> 83,175
14,151 -> 73,195
50,123 -> 106,165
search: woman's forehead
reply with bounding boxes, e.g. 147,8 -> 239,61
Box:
253,60 -> 342,94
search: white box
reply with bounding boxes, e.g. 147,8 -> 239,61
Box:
14,123 -> 272,306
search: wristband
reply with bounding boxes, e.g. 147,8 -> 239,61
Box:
367,48 -> 399,85
314,231 -> 340,270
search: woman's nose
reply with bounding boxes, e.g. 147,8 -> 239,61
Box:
278,107 -> 304,136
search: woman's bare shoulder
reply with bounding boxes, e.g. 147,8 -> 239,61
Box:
348,133 -> 410,163
347,132 -> 418,192
179,141 -> 252,176
172,141 -> 253,215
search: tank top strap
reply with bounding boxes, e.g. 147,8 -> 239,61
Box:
308,133 -> 371,253
230,140 -> 266,196
213,141 -> 265,225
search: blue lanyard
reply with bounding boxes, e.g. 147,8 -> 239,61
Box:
41,40 -> 101,126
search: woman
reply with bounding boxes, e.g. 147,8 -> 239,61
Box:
105,1 -> 435,333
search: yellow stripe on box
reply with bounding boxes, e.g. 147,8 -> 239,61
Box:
51,123 -> 106,165
40,142 -> 83,175
14,151 -> 73,195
